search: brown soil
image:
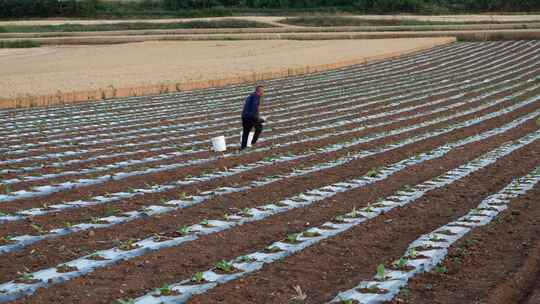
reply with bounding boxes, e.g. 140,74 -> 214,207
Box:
13,108 -> 540,304
391,186 -> 540,304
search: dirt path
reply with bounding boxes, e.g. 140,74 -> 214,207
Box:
0,37 -> 452,99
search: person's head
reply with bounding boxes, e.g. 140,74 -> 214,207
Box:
255,85 -> 264,96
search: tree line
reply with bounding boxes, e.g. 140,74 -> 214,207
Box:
1,0 -> 539,19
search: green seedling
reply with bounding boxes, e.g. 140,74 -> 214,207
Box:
118,239 -> 139,251
265,245 -> 282,253
105,205 -> 121,216
17,272 -> 35,282
176,226 -> 190,236
191,272 -> 205,283
393,257 -> 408,269
239,208 -> 252,217
334,215 -> 346,223
433,265 -> 448,274
286,233 -> 300,243
0,211 -> 13,217
398,287 -> 411,300
302,231 -> 321,238
64,222 -> 73,228
408,248 -> 418,259
157,284 -> 173,296
430,234 -> 443,242
214,260 -> 234,273
200,219 -> 212,227
3,185 -> 11,195
30,223 -> 45,235
237,255 -> 256,263
375,264 -> 386,281
0,236 -> 15,245
159,198 -> 168,204
401,185 -> 414,192
366,168 -> 380,178
177,192 -> 187,199
56,264 -> 77,273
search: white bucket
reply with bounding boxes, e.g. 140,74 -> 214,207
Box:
241,131 -> 255,147
211,135 -> 227,152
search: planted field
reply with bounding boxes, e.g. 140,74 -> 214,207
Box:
1,40 -> 540,304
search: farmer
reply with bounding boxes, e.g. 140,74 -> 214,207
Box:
241,85 -> 265,150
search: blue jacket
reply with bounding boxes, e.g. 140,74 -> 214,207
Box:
241,93 -> 260,119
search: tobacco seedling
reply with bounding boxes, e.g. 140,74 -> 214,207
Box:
237,255 -> 256,263
118,239 -> 139,251
239,208 -> 252,217
3,185 -> 11,195
214,260 -> 233,273
334,215 -> 346,223
286,233 -> 300,243
191,272 -> 205,283
105,205 -> 121,216
375,264 -> 386,281
393,257 -> 408,269
200,219 -> 212,227
30,223 -> 45,235
408,248 -> 418,259
433,265 -> 448,274
56,264 -> 78,273
302,231 -> 321,238
366,168 -> 380,178
17,272 -> 35,282
157,284 -> 173,296
176,226 -> 190,236
0,236 -> 15,245
265,245 -> 282,253
178,192 -> 187,199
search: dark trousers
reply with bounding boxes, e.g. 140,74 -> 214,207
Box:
241,117 -> 263,150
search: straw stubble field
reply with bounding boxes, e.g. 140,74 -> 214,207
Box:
0,40 -> 540,304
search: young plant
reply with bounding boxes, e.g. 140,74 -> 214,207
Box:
105,205 -> 121,216
375,264 -> 386,281
200,219 -> 212,227
191,272 -> 205,283
366,168 -> 380,178
157,284 -> 173,296
30,223 -> 45,235
302,231 -> 321,238
237,255 -> 256,263
239,208 -> 252,217
408,248 -> 418,259
118,239 -> 139,251
265,245 -> 282,253
433,265 -> 448,275
393,257 -> 408,269
0,235 -> 15,245
285,233 -> 300,244
16,272 -> 36,283
176,225 -> 190,236
214,260 -> 234,273
3,185 -> 11,195
56,264 -> 78,273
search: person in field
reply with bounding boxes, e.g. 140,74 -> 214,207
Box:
241,85 -> 265,150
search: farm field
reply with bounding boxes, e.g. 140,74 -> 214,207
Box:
0,40 -> 539,304
0,38 -> 451,100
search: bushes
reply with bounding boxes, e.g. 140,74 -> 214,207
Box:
0,0 -> 538,19
0,0 -> 99,18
